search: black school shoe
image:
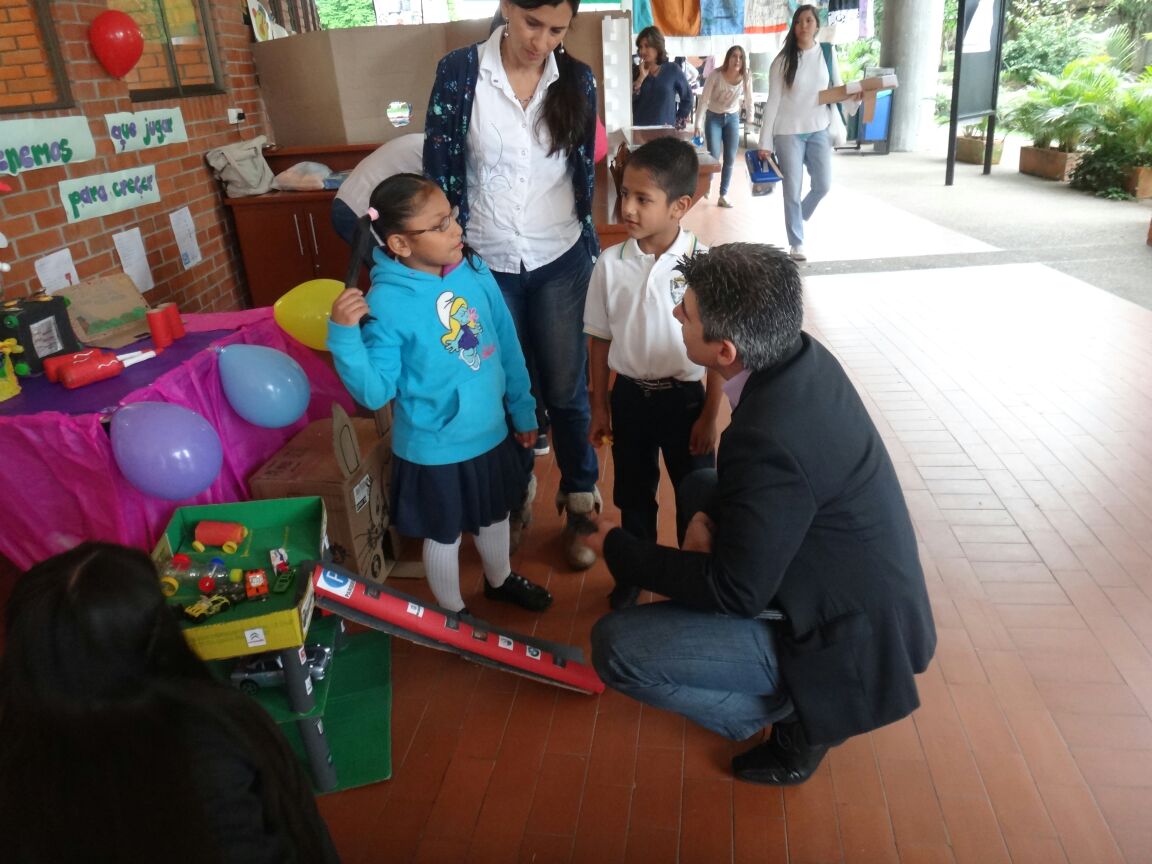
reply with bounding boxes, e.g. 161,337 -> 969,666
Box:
484,572 -> 553,612
731,718 -> 831,786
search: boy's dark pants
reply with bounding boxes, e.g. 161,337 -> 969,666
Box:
610,376 -> 715,543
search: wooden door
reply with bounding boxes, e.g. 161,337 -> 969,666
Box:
301,200 -> 371,290
232,204 -> 315,308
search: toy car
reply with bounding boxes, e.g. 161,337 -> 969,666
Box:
271,567 -> 294,593
230,644 -> 333,694
183,593 -> 231,622
217,581 -> 247,605
244,568 -> 269,599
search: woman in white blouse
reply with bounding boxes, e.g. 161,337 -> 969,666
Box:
756,5 -> 858,261
424,0 -> 604,571
693,45 -> 752,209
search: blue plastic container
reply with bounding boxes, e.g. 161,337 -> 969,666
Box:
744,150 -> 782,196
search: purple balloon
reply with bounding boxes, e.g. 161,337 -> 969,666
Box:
111,402 -> 223,500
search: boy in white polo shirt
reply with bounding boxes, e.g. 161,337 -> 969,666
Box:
584,137 -> 723,608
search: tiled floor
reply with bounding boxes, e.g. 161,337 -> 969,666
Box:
315,163 -> 1152,862
3,147 -> 1148,862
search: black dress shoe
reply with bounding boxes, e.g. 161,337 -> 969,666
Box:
731,719 -> 830,786
608,583 -> 641,610
484,572 -> 553,611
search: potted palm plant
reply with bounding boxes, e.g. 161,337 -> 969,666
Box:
1117,74 -> 1152,197
1070,74 -> 1152,198
954,115 -> 1005,165
1006,57 -> 1123,181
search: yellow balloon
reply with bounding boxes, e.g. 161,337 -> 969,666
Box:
273,278 -> 345,351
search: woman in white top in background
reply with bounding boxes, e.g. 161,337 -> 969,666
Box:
756,4 -> 858,262
693,45 -> 752,209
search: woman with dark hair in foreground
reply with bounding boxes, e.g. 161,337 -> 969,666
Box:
0,542 -> 339,864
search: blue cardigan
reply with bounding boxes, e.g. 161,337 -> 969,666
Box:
423,44 -> 601,264
632,61 -> 692,127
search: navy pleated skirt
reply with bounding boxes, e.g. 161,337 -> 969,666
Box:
390,434 -> 530,544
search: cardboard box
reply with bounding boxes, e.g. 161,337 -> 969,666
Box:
57,272 -> 151,350
250,403 -> 405,583
151,497 -> 326,661
252,12 -> 628,147
819,74 -> 899,124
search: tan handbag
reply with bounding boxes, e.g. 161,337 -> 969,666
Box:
204,135 -> 274,197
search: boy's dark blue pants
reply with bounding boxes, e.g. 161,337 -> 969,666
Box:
609,375 -> 715,543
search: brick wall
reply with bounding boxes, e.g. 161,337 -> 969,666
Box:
0,0 -> 280,312
0,0 -> 62,108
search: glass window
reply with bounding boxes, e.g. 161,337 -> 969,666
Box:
111,0 -> 224,101
0,1 -> 72,114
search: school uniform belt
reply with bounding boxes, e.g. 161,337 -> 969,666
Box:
620,375 -> 681,392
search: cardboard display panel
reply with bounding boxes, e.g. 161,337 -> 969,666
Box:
57,273 -> 151,350
252,12 -> 628,146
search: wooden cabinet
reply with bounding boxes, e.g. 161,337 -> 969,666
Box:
226,191 -> 367,309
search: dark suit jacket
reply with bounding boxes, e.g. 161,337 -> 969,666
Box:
604,333 -> 937,744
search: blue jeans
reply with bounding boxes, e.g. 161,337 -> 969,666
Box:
704,110 -> 740,197
773,129 -> 832,247
492,241 -> 599,495
590,469 -> 785,740
592,602 -> 783,740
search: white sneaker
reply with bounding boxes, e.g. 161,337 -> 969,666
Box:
789,245 -> 807,262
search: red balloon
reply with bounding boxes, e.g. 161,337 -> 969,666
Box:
89,11 -> 144,79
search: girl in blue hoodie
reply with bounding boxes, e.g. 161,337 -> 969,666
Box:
327,173 -> 551,616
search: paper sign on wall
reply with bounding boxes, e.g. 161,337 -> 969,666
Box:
57,166 -> 160,224
113,227 -> 155,293
0,117 -> 98,177
248,0 -> 276,40
169,207 -> 203,269
103,108 -> 189,153
34,248 -> 79,293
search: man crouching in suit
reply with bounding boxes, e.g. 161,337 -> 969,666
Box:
586,242 -> 936,786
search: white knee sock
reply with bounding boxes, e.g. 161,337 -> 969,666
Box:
423,535 -> 464,611
474,518 -> 511,587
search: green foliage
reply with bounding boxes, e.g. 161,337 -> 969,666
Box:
1087,23 -> 1140,70
939,0 -> 960,54
1003,56 -> 1125,151
1070,136 -> 1137,198
1108,0 -> 1152,41
961,116 -> 991,138
839,39 -> 880,82
316,0 -> 375,30
1002,1 -> 1096,85
1062,63 -> 1152,194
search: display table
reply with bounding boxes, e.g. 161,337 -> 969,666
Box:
0,309 -> 354,570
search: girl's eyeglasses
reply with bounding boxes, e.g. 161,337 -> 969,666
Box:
403,206 -> 459,235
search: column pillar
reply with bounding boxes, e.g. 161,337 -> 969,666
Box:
879,0 -> 946,151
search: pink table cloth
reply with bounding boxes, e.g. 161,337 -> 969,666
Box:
0,309 -> 354,570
